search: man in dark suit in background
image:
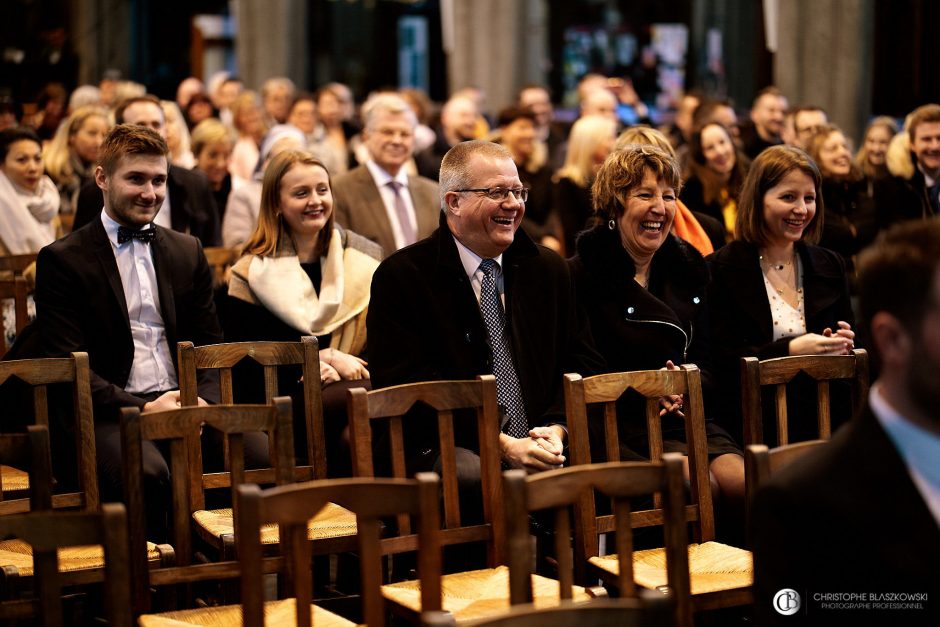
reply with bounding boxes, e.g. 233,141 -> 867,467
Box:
751,219 -> 940,626
72,95 -> 221,247
368,140 -> 601,483
35,125 -> 223,534
331,92 -> 438,258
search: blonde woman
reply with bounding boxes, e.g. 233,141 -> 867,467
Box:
191,118 -> 235,218
225,150 -> 381,475
854,116 -> 898,181
42,105 -> 109,215
161,100 -> 195,168
229,91 -> 267,187
553,114 -> 618,254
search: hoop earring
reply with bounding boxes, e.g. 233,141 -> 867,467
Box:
608,219 -> 616,231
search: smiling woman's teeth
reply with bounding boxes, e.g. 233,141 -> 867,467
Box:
640,221 -> 662,231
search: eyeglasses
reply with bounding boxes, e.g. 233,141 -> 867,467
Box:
455,187 -> 529,202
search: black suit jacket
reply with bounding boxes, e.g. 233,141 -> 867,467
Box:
707,240 -> 854,443
35,218 -> 222,422
751,405 -> 940,626
73,165 -> 221,247
367,214 -> 603,454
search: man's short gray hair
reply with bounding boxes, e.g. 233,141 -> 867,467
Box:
261,77 -> 296,98
362,92 -> 417,131
439,140 -> 513,209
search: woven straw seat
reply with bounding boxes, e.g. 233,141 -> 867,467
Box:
138,598 -> 355,627
589,541 -> 753,596
192,502 -> 357,543
382,565 -> 592,622
0,538 -> 162,575
0,465 -> 28,491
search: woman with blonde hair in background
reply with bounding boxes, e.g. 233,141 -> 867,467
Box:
191,118 -> 236,221
855,116 -> 898,181
552,114 -> 618,254
161,100 -> 195,168
42,105 -> 109,216
229,90 -> 267,187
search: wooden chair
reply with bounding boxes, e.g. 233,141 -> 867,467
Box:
136,474 -> 441,627
0,276 -> 28,359
177,338 -> 326,480
177,339 -> 357,580
348,375 -> 593,623
0,503 -> 132,627
740,348 -> 869,446
120,398 -> 297,614
743,440 -> 827,528
0,426 -> 54,516
202,246 -> 241,287
503,456 -> 689,627
0,352 -> 96,515
563,366 -> 753,617
0,253 -> 38,280
423,595 -> 675,627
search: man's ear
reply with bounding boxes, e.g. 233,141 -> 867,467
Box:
870,311 -> 911,369
94,166 -> 107,192
444,191 -> 460,214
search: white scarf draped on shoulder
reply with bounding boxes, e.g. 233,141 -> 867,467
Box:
229,227 -> 379,355
0,171 -> 59,254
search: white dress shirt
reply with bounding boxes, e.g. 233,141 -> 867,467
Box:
366,160 -> 417,251
870,383 -> 940,527
101,211 -> 178,394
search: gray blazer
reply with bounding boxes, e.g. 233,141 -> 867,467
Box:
331,165 -> 439,258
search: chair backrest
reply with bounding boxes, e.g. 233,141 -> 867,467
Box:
201,246 -> 240,286
347,375 -> 505,566
0,353 -> 97,512
744,440 -> 827,525
0,425 -> 54,514
177,338 -> 326,479
0,253 -> 38,279
120,398 -> 294,612
0,503 -> 132,627
503,456 -> 690,626
422,595 -> 675,627
740,348 -> 869,446
0,275 -> 28,357
237,472 -> 442,627
564,366 -> 715,544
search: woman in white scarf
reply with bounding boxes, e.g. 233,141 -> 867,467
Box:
225,149 -> 381,475
0,127 -> 59,255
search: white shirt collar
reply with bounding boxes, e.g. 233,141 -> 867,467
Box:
453,234 -> 503,280
366,159 -> 409,188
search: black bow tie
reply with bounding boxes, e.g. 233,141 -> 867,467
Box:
117,226 -> 156,245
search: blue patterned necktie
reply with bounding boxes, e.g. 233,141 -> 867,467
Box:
478,259 -> 528,439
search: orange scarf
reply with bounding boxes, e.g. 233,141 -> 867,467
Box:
672,199 -> 715,255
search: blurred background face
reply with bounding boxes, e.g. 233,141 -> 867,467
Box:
442,98 -> 478,141
69,114 -> 108,163
288,100 -> 316,134
317,91 -> 343,128
752,93 -> 787,139
501,117 -> 536,161
2,139 -> 43,192
364,109 -> 414,175
195,139 -> 232,188
795,110 -> 827,148
518,87 -> 553,128
265,86 -> 291,124
818,131 -> 852,177
700,123 -> 735,177
864,125 -> 893,167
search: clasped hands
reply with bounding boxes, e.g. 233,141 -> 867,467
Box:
500,425 -> 566,473
319,348 -> 369,383
789,321 -> 855,356
658,360 -> 685,418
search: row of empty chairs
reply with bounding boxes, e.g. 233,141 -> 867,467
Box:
0,336 -> 868,625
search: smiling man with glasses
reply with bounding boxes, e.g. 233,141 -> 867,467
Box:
368,140 -> 602,502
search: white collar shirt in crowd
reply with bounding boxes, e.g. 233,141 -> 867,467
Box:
100,210 -> 178,394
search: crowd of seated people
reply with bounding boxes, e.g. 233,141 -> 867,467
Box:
1,70 -> 939,624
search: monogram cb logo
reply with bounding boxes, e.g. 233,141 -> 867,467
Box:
774,589 -> 801,615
